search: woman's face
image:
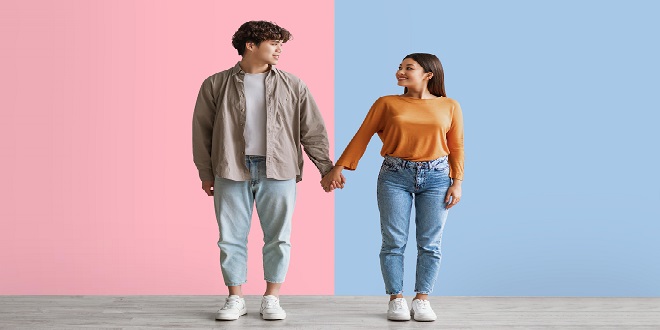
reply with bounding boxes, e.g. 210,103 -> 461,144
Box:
396,58 -> 432,89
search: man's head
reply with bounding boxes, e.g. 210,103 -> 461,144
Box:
232,21 -> 292,65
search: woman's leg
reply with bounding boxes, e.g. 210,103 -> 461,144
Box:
377,161 -> 415,297
413,166 -> 452,296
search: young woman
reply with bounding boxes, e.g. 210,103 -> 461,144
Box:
321,53 -> 464,322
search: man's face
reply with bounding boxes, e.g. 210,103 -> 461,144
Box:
247,40 -> 283,65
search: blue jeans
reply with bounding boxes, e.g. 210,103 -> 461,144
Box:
377,155 -> 452,295
213,156 -> 296,286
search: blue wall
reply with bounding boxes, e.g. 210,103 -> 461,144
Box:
334,0 -> 660,296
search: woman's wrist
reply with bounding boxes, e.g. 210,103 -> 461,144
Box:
451,178 -> 462,186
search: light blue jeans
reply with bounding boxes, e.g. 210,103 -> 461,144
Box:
377,155 -> 452,295
213,156 -> 296,286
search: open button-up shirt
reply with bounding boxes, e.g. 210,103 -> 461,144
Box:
193,63 -> 333,182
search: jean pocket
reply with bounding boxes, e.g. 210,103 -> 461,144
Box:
380,162 -> 400,173
432,165 -> 450,174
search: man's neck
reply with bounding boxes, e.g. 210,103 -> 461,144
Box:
239,58 -> 270,74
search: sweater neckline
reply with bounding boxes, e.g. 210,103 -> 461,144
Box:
394,95 -> 445,102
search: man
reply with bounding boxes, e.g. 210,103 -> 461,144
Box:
192,20 -> 341,321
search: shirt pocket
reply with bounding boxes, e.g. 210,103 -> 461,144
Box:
274,95 -> 294,130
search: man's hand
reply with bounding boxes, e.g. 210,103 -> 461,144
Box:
202,180 -> 214,196
320,166 -> 346,192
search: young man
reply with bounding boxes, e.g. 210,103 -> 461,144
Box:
192,21 -> 339,321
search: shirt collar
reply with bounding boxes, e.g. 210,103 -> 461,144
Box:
232,61 -> 278,76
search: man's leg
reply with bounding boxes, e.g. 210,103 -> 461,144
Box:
252,159 -> 296,320
265,282 -> 282,296
213,176 -> 253,321
254,176 -> 296,291
214,176 -> 254,288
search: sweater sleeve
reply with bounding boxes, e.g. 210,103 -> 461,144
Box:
335,98 -> 385,170
447,100 -> 464,180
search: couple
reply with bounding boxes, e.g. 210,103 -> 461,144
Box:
192,21 -> 464,322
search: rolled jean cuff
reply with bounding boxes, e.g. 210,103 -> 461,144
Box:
386,291 -> 403,295
224,281 -> 247,287
265,278 -> 285,284
414,290 -> 431,294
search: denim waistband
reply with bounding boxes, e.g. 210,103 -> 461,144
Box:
383,155 -> 448,170
245,155 -> 266,164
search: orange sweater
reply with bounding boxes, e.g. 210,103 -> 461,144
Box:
336,95 -> 464,180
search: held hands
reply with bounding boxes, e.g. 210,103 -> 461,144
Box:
320,166 -> 346,192
444,179 -> 462,209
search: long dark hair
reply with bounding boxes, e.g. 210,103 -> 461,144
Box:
403,53 -> 446,97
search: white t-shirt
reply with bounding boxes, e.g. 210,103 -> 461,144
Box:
243,72 -> 268,156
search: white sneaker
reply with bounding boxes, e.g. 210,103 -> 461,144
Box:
387,298 -> 411,321
411,298 -> 437,321
215,295 -> 247,320
261,295 -> 286,320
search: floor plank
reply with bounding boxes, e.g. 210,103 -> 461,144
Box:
0,296 -> 658,329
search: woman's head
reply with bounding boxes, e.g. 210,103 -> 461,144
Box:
397,53 -> 446,97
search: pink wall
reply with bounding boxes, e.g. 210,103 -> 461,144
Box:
0,0 -> 334,294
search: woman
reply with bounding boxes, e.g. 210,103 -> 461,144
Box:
321,53 -> 464,322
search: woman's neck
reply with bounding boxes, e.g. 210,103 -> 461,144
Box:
403,88 -> 436,99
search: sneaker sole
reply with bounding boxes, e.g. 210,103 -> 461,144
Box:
215,309 -> 247,321
387,314 -> 411,321
411,311 -> 436,322
261,312 -> 286,320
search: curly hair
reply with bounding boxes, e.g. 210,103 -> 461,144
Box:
232,21 -> 292,56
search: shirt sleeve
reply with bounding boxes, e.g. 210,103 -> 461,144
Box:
298,82 -> 334,177
447,100 -> 464,180
192,77 -> 216,181
335,97 -> 385,170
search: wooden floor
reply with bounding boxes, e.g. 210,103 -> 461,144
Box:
1,296 -> 658,329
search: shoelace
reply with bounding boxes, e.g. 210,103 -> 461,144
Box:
416,300 -> 430,310
392,299 -> 405,311
222,298 -> 240,310
264,298 -> 279,309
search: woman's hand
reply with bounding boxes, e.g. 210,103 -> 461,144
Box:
444,179 -> 462,209
320,166 -> 346,192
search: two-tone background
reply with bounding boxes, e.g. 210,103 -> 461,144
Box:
1,0 -> 659,297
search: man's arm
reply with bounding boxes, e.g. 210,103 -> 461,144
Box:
192,77 -> 216,182
298,82 -> 334,177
